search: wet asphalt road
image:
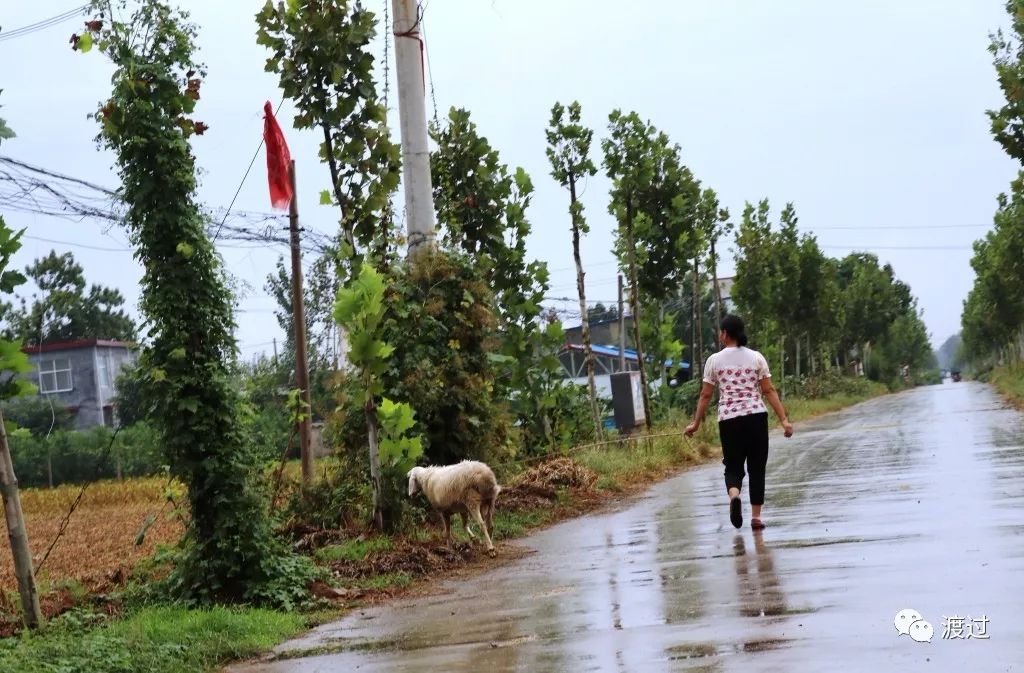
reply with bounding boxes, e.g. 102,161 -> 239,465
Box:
233,382 -> 1024,672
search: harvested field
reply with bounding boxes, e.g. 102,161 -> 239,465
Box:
0,478 -> 185,597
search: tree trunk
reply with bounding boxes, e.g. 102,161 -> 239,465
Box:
711,237 -> 724,342
779,336 -> 786,400
796,333 -> 802,380
570,175 -> 603,440
364,398 -> 384,532
0,409 -> 42,628
624,200 -> 653,430
659,303 -> 668,387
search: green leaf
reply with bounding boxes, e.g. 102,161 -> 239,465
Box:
319,190 -> 332,205
176,242 -> 194,259
78,32 -> 94,53
487,353 -> 516,365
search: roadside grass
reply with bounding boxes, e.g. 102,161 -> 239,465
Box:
314,536 -> 393,563
491,508 -> 551,539
0,606 -> 304,673
990,364 -> 1024,409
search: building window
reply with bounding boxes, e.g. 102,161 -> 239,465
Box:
39,358 -> 73,394
97,353 -> 110,389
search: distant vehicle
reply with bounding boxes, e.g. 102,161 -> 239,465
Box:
951,370 -> 962,382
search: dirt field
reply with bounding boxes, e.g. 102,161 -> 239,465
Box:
0,477 -> 185,596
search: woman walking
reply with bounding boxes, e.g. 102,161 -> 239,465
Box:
684,315 -> 793,530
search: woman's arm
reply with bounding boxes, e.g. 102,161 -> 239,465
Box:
683,382 -> 716,437
760,377 -> 794,437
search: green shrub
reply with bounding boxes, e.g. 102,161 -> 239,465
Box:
1,396 -> 74,437
7,423 -> 163,487
283,476 -> 365,533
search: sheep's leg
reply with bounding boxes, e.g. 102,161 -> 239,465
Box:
440,511 -> 453,547
459,511 -> 479,544
483,499 -> 495,538
469,503 -> 495,557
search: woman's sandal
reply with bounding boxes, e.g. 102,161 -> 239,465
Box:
751,518 -> 766,530
730,496 -> 743,529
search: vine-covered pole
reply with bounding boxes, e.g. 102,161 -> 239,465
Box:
391,0 -> 436,254
287,161 -> 314,484
0,409 -> 42,628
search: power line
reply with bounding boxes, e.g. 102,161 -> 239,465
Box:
0,5 -> 89,42
813,223 -> 989,231
22,235 -> 128,252
819,244 -> 972,251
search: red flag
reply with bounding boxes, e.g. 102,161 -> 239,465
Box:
263,101 -> 292,211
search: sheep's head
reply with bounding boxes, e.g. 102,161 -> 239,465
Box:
407,467 -> 424,497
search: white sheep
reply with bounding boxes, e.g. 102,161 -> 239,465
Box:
407,460 -> 501,557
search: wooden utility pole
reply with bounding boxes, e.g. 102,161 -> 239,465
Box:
617,274 -> 626,372
288,161 -> 314,485
272,337 -> 278,367
392,0 -> 437,254
0,409 -> 42,628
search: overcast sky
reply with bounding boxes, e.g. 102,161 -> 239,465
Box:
1,0 -> 1019,358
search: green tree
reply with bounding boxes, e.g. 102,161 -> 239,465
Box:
334,264 -> 421,531
256,0 -> 400,265
732,200 -> 777,345
546,101 -> 602,440
794,237 -> 842,372
6,251 -> 136,346
698,189 -> 732,336
962,0 -> 1024,367
432,108 -> 572,451
603,111 -> 699,427
83,0 -> 307,606
836,254 -> 900,364
0,90 -> 15,143
382,253 -> 513,464
588,302 -> 618,324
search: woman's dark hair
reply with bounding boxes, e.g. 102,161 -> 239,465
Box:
720,314 -> 749,347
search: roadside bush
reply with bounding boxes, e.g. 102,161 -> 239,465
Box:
283,476 -> 366,533
784,370 -> 876,399
382,253 -> 516,467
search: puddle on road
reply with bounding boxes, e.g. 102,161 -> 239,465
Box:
665,637 -> 795,661
773,534 -> 915,550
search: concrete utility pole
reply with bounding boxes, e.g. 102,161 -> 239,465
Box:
288,161 -> 314,485
617,274 -> 626,372
391,0 -> 437,254
0,409 -> 42,628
